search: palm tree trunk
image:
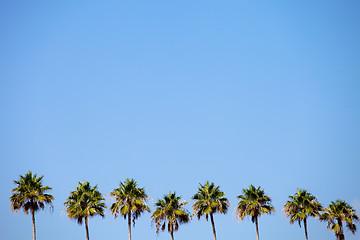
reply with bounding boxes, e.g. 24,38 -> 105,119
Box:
128,212 -> 132,240
210,213 -> 217,240
170,230 -> 174,240
255,217 -> 259,240
85,217 -> 90,240
338,220 -> 344,240
31,209 -> 36,240
304,218 -> 308,240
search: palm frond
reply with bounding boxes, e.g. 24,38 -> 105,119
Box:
320,200 -> 359,238
109,178 -> 150,228
10,171 -> 54,215
64,181 -> 106,225
235,185 -> 274,222
191,181 -> 229,220
151,191 -> 190,237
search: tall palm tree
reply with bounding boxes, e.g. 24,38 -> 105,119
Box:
235,185 -> 275,240
64,181 -> 106,240
191,181 -> 229,240
110,178 -> 150,240
10,171 -> 54,240
151,191 -> 190,240
283,189 -> 322,240
320,200 -> 359,240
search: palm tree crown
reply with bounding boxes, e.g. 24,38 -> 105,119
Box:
320,200 -> 359,240
10,171 -> 54,214
283,189 -> 322,240
151,191 -> 190,240
110,178 -> 150,240
64,181 -> 106,240
192,181 -> 229,220
10,171 -> 54,240
192,181 -> 229,240
236,185 -> 275,240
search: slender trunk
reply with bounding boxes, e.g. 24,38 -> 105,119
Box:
128,211 -> 132,240
170,230 -> 174,240
339,221 -> 344,240
31,209 -> 36,240
85,217 -> 90,240
210,213 -> 217,240
304,218 -> 308,240
255,217 -> 259,240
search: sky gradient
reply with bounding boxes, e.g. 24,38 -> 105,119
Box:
1,1 -> 360,240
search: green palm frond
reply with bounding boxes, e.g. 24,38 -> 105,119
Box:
10,171 -> 54,215
64,181 -> 106,225
283,189 -> 322,228
109,178 -> 150,225
235,185 -> 275,222
320,200 -> 359,239
191,181 -> 230,220
151,191 -> 190,235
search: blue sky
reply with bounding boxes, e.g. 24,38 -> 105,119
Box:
1,1 -> 360,240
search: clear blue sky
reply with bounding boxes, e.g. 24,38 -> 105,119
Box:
1,1 -> 360,240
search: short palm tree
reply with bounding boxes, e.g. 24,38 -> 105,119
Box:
191,181 -> 229,240
10,171 -> 54,240
110,178 -> 150,240
283,189 -> 322,240
64,181 -> 106,240
320,200 -> 359,240
235,185 -> 275,240
151,191 -> 190,240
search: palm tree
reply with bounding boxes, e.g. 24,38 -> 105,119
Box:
283,189 -> 322,240
110,178 -> 150,240
191,181 -> 229,240
151,191 -> 190,240
10,171 -> 54,240
64,181 -> 106,240
320,200 -> 359,240
235,185 -> 275,240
